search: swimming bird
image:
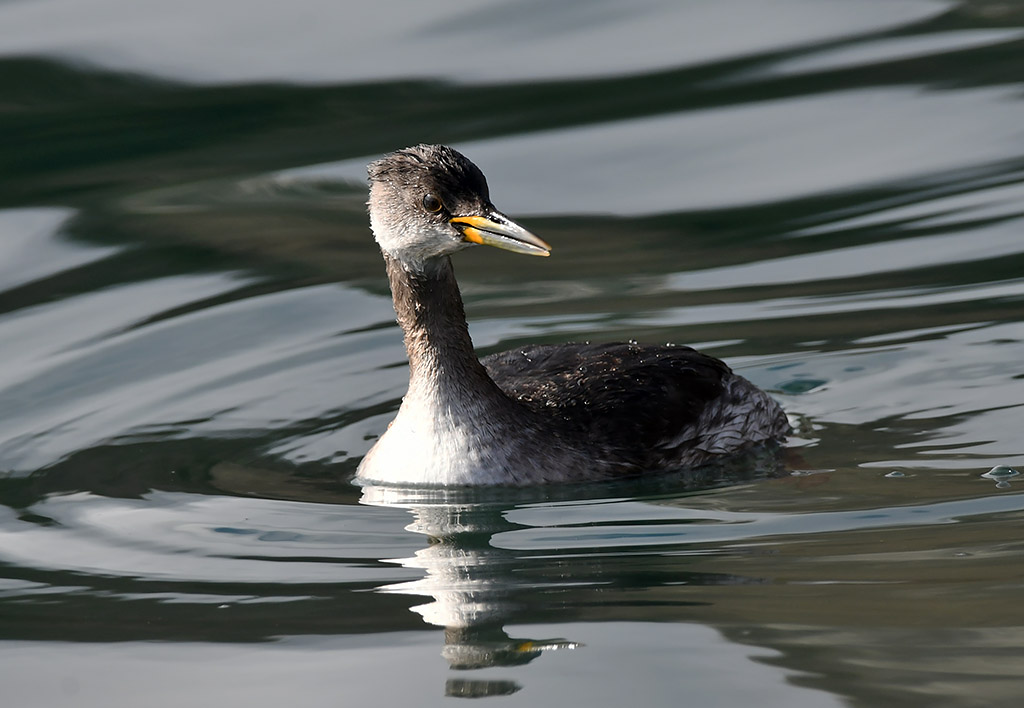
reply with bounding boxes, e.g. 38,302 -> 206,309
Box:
357,144 -> 789,486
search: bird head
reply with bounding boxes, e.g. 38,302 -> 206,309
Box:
367,144 -> 550,269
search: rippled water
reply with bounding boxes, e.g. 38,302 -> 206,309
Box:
3,1 -> 1024,706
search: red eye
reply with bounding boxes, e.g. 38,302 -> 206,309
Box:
422,194 -> 443,213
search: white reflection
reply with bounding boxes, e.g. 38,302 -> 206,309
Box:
361,484 -> 579,682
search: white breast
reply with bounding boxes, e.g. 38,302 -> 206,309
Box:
357,388 -> 523,486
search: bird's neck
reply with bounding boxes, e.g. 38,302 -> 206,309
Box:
384,253 -> 501,401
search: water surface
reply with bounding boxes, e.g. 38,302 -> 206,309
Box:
2,1 -> 1024,706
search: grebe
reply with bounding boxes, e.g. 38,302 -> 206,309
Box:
357,144 -> 789,486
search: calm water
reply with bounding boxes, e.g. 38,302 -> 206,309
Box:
3,1 -> 1024,706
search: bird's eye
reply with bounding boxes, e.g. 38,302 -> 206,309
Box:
422,194 -> 444,213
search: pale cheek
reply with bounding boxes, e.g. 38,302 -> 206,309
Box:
371,213 -> 467,263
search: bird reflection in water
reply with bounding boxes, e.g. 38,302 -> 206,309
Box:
361,484 -> 580,697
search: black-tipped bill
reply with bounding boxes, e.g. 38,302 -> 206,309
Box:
449,212 -> 551,257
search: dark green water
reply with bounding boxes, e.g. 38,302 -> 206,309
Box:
3,1 -> 1024,706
